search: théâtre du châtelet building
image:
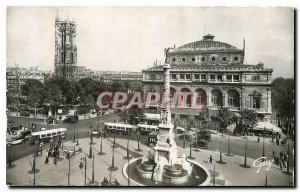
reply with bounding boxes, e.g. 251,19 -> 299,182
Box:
142,34 -> 273,124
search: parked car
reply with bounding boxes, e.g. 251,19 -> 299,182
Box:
198,131 -> 211,142
88,129 -> 104,137
63,115 -> 79,123
192,139 -> 208,149
6,137 -> 26,146
174,127 -> 184,134
47,116 -> 58,124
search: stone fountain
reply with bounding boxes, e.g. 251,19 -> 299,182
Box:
123,50 -> 210,186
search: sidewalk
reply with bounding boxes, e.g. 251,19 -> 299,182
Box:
6,137 -> 294,186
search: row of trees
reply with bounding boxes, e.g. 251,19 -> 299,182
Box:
14,77 -> 142,114
271,77 -> 294,138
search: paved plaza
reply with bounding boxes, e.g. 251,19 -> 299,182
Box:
6,135 -> 293,186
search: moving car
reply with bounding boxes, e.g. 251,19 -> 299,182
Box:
7,137 -> 26,146
19,130 -> 32,140
88,129 -> 104,137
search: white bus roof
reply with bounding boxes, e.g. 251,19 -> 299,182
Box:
31,128 -> 67,136
104,122 -> 137,128
138,124 -> 158,129
144,113 -> 161,121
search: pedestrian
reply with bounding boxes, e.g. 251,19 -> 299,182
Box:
284,153 -> 288,162
279,151 -> 283,159
8,157 -> 12,168
209,155 -> 213,164
53,157 -> 57,165
257,136 -> 260,143
48,149 -> 52,158
114,179 -> 120,186
45,156 -> 49,164
272,150 -> 276,157
276,138 -> 280,145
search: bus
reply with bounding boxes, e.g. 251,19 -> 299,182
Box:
104,122 -> 137,135
137,124 -> 159,135
29,128 -> 67,144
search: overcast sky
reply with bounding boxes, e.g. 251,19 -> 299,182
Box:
6,7 -> 294,78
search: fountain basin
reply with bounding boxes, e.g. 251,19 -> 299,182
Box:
123,157 -> 211,186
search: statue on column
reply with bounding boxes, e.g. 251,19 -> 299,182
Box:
164,47 -> 173,63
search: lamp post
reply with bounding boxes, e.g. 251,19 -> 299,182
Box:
228,135 -> 231,155
124,129 -> 130,159
262,127 -> 266,160
213,164 -> 216,186
287,139 -> 290,174
89,124 -> 93,158
66,152 -> 71,186
244,139 -> 248,167
108,142 -> 118,171
88,152 -> 99,186
73,121 -> 76,143
98,134 -> 105,155
219,134 -> 223,163
79,157 -> 87,186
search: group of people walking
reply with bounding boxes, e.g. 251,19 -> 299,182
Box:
45,141 -> 61,165
273,150 -> 288,170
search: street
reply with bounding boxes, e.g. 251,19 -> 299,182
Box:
7,113 -> 294,171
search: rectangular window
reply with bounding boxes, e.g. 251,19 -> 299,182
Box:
180,74 -> 185,80
217,75 -> 222,81
171,74 -> 177,80
210,75 -> 215,81
226,75 -> 232,81
233,75 -> 240,82
194,74 -> 200,80
253,97 -> 261,109
186,74 -> 191,81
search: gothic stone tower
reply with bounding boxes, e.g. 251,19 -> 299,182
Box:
54,12 -> 77,79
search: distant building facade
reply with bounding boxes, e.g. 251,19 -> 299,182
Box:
142,34 -> 273,125
54,12 -> 77,79
99,71 -> 142,83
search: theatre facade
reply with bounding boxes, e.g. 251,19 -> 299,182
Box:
142,34 -> 273,127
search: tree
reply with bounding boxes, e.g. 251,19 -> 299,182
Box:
128,81 -> 143,92
237,109 -> 258,136
21,79 -> 44,108
198,107 -> 209,129
110,81 -> 125,92
83,94 -> 95,114
211,107 -> 232,136
272,78 -> 294,138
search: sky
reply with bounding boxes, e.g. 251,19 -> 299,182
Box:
6,7 -> 294,78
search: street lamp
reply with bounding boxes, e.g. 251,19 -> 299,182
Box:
219,134 -> 223,163
98,133 -> 105,156
287,138 -> 290,174
79,157 -> 87,186
108,141 -> 118,171
123,129 -> 131,160
262,127 -> 266,160
244,139 -> 248,167
227,135 -> 231,155
66,151 -> 72,186
88,152 -> 99,186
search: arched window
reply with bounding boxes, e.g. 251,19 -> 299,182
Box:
211,89 -> 223,106
227,89 -> 240,108
195,88 -> 207,105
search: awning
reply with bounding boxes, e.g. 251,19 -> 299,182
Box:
253,122 -> 282,133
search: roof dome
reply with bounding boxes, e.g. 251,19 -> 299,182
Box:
169,34 -> 242,53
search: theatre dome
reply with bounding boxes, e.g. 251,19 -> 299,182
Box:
168,34 -> 245,65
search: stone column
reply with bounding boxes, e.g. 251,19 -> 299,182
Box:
267,88 -> 272,113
